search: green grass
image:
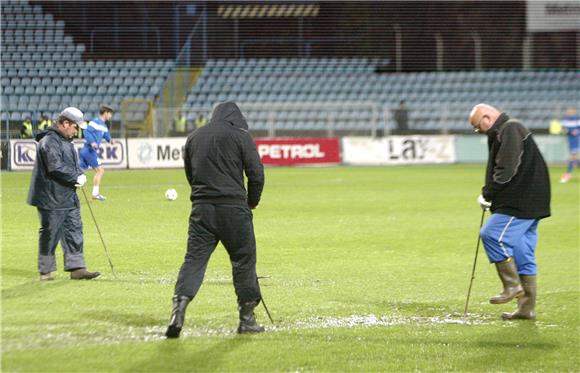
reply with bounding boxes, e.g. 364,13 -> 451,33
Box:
2,165 -> 579,372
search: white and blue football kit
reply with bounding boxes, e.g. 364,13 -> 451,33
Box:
562,114 -> 580,153
563,114 -> 580,172
79,117 -> 111,170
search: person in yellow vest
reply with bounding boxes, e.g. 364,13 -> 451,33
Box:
38,113 -> 52,131
548,118 -> 562,135
20,117 -> 33,138
174,110 -> 187,135
194,112 -> 208,129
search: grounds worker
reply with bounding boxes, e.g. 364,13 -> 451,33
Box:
27,107 -> 100,281
165,102 -> 265,338
173,110 -> 187,135
469,103 -> 550,320
38,113 -> 52,131
194,112 -> 208,129
20,117 -> 33,138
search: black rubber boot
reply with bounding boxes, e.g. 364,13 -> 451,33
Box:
502,275 -> 537,320
70,268 -> 101,280
165,295 -> 191,339
490,257 -> 524,304
237,301 -> 265,334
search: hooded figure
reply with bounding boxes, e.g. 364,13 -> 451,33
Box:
166,102 -> 266,338
183,102 -> 264,207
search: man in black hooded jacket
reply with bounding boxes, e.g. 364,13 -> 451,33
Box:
166,102 -> 265,338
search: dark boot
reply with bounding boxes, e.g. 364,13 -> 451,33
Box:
70,268 -> 101,280
165,295 -> 191,339
502,275 -> 536,320
490,258 -> 524,304
237,301 -> 265,334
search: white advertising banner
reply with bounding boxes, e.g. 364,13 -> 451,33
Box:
10,139 -> 127,170
342,136 -> 456,165
527,1 -> 580,32
127,137 -> 187,169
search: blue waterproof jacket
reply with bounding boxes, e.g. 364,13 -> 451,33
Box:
27,128 -> 83,210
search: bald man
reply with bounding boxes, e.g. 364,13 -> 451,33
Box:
469,104 -> 551,320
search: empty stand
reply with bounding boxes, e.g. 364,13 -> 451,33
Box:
182,59 -> 579,132
1,0 -> 174,126
1,0 -> 577,135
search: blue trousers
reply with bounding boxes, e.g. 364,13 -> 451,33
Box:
37,208 -> 86,273
480,213 -> 540,276
79,146 -> 101,170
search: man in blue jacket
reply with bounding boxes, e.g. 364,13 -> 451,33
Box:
27,107 -> 101,281
79,105 -> 114,201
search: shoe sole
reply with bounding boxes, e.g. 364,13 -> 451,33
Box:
70,273 -> 101,280
237,327 -> 265,334
501,313 -> 536,321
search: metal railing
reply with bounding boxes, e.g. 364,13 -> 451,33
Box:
1,102 -> 573,141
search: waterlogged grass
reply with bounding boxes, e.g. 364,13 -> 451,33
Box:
2,166 -> 578,372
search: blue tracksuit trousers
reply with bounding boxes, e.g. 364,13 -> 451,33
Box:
480,213 -> 540,276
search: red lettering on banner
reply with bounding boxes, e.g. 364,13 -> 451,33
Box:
255,138 -> 341,166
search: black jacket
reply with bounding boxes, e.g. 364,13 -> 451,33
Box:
483,113 -> 551,219
27,128 -> 83,210
184,102 -> 265,207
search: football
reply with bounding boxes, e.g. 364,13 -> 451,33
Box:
164,188 -> 178,201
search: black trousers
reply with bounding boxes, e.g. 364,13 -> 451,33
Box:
174,203 -> 261,304
37,208 -> 85,273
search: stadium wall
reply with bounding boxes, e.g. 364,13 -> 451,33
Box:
7,135 -> 569,171
32,1 -> 577,69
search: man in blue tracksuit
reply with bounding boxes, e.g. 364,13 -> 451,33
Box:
79,105 -> 114,201
469,104 -> 550,320
559,106 -> 580,183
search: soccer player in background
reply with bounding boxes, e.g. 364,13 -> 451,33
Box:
559,106 -> 580,183
79,105 -> 114,201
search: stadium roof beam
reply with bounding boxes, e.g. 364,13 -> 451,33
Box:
217,4 -> 319,18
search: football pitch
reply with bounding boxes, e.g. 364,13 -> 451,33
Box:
2,165 -> 578,372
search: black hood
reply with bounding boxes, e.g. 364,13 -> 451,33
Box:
35,127 -> 71,142
34,131 -> 48,142
210,102 -> 248,130
35,128 -> 53,142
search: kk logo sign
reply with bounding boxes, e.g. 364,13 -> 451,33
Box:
11,141 -> 37,168
10,139 -> 128,170
72,140 -> 126,167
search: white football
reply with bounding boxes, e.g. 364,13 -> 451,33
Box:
165,188 -> 178,201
